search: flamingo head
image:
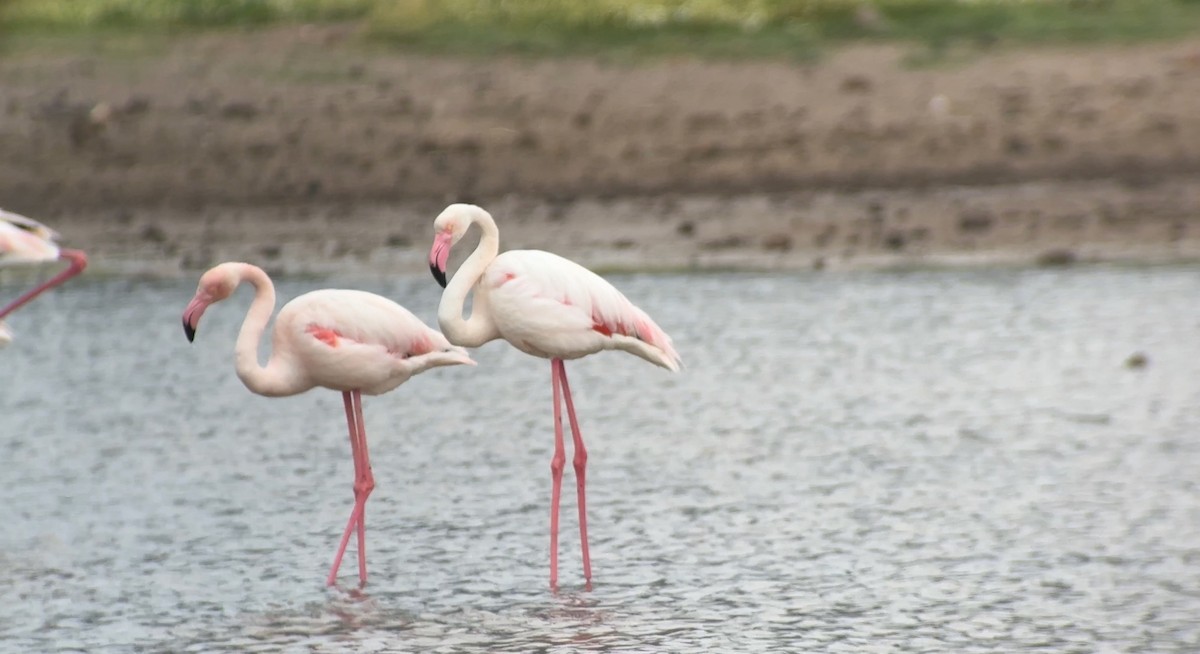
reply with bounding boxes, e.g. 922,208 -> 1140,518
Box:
429,203 -> 479,288
182,263 -> 240,342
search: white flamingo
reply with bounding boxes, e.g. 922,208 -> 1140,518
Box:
181,262 -> 474,587
428,203 -> 680,587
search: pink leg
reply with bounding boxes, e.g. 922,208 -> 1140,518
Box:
327,391 -> 367,587
352,390 -> 374,587
557,360 -> 592,583
549,359 -> 566,588
0,249 -> 87,320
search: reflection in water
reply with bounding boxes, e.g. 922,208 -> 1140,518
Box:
2,268 -> 1200,652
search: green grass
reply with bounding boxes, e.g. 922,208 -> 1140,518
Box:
0,0 -> 375,30
4,0 -> 1200,60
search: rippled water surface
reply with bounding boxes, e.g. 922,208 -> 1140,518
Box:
3,267 -> 1200,652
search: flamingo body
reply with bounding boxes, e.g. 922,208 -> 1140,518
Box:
429,203 -> 680,588
253,288 -> 461,397
0,209 -> 61,264
182,262 -> 473,587
479,249 -> 681,369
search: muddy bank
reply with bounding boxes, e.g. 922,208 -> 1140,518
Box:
42,176 -> 1200,278
3,27 -> 1200,273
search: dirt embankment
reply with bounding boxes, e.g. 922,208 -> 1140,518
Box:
3,27 -> 1200,275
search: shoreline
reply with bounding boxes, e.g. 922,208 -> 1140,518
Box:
38,175 -> 1200,279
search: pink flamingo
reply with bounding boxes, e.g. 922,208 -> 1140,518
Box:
428,203 -> 681,588
0,209 -> 88,347
181,262 -> 474,587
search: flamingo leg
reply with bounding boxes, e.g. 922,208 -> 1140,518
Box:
352,390 -> 374,587
556,360 -> 591,584
327,391 -> 367,587
549,358 -> 566,588
0,249 -> 87,321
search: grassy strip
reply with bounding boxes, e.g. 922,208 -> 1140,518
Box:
0,0 -> 375,29
3,0 -> 1200,59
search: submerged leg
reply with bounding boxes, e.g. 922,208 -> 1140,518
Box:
549,358 -> 566,588
557,360 -> 591,584
327,391 -> 366,587
352,390 -> 375,587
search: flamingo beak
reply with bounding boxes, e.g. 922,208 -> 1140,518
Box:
182,294 -> 210,343
429,231 -> 453,288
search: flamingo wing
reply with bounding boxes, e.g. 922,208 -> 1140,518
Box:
264,289 -> 469,395
484,250 -> 680,369
287,289 -> 452,359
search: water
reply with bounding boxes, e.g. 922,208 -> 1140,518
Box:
3,267 -> 1199,653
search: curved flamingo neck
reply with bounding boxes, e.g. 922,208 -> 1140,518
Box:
0,248 -> 87,320
437,208 -> 500,347
232,264 -> 304,397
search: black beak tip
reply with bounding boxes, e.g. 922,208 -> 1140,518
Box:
430,264 -> 447,288
183,319 -> 196,343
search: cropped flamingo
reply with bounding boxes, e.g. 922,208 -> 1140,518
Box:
181,262 -> 474,587
0,209 -> 88,347
428,203 -> 681,588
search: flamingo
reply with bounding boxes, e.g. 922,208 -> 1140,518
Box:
0,209 -> 88,347
428,203 -> 681,588
181,262 -> 475,587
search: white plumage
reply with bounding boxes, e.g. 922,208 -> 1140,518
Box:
480,249 -> 681,369
0,209 -> 61,265
273,288 -> 470,396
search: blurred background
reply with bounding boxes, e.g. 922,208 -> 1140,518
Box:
2,0 -> 1200,274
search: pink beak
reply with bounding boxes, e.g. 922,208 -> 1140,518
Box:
182,293 -> 211,342
429,231 -> 453,288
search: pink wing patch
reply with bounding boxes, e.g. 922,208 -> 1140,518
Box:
591,309 -> 637,340
306,325 -> 342,348
308,323 -> 436,359
592,309 -> 670,354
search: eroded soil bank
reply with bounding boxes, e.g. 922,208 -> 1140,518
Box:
3,27 -> 1200,274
